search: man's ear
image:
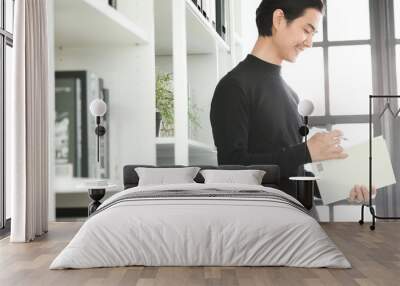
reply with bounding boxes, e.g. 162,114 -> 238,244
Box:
272,9 -> 286,33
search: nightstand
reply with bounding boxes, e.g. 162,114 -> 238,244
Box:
77,183 -> 120,216
88,187 -> 106,216
289,176 -> 319,210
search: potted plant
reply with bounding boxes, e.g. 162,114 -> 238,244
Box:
155,71 -> 201,137
156,72 -> 174,136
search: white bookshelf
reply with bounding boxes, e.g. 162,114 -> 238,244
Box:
156,137 -> 217,166
55,0 -> 148,47
154,0 -> 242,166
155,0 -> 229,55
185,0 -> 230,53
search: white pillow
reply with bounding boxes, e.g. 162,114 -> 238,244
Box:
135,167 -> 200,186
200,169 -> 266,185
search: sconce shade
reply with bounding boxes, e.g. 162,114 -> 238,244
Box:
298,99 -> 314,117
90,99 -> 107,117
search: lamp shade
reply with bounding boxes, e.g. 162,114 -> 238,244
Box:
89,99 -> 107,117
298,99 -> 314,117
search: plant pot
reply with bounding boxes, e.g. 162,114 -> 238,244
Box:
156,111 -> 162,137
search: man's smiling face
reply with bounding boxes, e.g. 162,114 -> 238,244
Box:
273,8 -> 322,63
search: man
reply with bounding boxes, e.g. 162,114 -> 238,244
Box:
210,0 -> 375,203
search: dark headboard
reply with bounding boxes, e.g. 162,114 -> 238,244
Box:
123,165 -> 280,190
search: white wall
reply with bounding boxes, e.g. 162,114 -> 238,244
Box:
55,45 -> 156,183
155,55 -> 173,74
52,0 -> 156,187
239,0 -> 260,57
187,54 -> 218,146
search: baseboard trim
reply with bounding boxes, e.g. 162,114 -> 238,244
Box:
316,205 -> 374,222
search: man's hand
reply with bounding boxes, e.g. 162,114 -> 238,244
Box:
348,185 -> 377,203
307,129 -> 348,162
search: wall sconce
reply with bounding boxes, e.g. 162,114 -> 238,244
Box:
89,99 -> 107,163
298,99 -> 314,175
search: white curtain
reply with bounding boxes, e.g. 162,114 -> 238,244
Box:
9,0 -> 49,242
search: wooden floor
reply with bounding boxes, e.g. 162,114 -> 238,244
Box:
1,222 -> 400,286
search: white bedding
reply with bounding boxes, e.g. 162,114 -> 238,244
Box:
50,183 -> 351,269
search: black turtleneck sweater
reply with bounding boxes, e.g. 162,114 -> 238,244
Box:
210,54 -> 312,196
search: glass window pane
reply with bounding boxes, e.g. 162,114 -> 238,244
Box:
327,0 -> 370,41
397,45 -> 400,95
329,45 -> 372,115
313,27 -> 323,43
282,47 -> 325,116
5,45 -> 12,219
395,0 -> 400,39
0,1 -> 2,29
6,0 -> 14,33
308,124 -> 370,145
332,124 -> 370,149
397,45 -> 400,108
312,16 -> 324,43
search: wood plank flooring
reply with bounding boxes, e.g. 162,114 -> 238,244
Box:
0,222 -> 399,286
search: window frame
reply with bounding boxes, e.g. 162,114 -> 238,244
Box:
309,0 -> 373,128
309,0 -> 398,126
0,0 -> 14,231
303,0 -> 399,214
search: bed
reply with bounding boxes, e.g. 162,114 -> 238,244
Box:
50,165 -> 350,269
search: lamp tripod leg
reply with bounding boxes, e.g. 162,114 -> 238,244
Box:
97,130 -> 100,163
359,204 -> 365,225
304,132 -> 307,177
369,206 -> 376,231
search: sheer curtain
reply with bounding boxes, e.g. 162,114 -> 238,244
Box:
9,0 -> 49,242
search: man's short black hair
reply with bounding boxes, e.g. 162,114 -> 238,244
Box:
256,0 -> 325,37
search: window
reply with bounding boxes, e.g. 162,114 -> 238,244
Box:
397,45 -> 400,95
395,0 -> 400,40
1,0 -> 14,230
283,48 -> 325,116
327,0 -> 370,41
331,124 -> 370,148
282,0 -> 374,207
283,0 -> 372,132
328,45 -> 372,115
